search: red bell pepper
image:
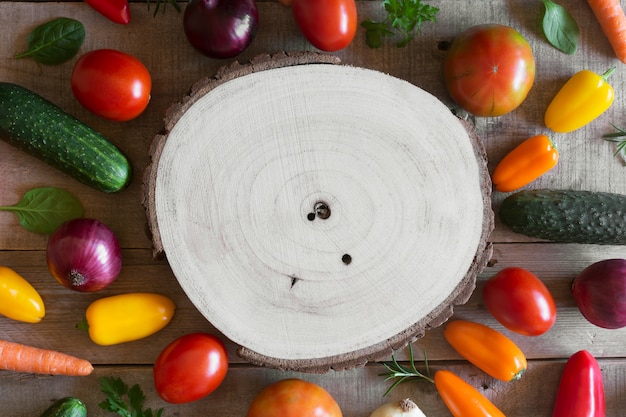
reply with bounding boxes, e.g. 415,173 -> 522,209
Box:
84,0 -> 131,25
552,350 -> 605,417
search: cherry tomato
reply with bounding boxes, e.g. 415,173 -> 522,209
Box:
153,333 -> 228,404
71,49 -> 151,122
443,24 -> 535,117
246,378 -> 342,417
292,0 -> 357,52
483,267 -> 557,336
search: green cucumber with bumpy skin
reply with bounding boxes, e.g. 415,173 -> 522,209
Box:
40,397 -> 87,417
0,82 -> 131,193
500,189 -> 626,245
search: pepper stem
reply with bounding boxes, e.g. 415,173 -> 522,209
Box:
76,317 -> 89,332
602,67 -> 616,81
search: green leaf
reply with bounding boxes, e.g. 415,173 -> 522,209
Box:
541,0 -> 579,55
0,187 -> 83,234
15,17 -> 85,65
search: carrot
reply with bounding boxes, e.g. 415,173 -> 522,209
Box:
0,339 -> 93,376
587,0 -> 626,63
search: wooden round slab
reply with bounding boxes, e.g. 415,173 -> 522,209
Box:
143,52 -> 493,372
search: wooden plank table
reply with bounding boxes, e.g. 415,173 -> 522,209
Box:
1,0 -> 625,415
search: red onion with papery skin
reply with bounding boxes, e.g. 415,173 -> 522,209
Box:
572,258 -> 626,329
46,218 -> 122,292
183,0 -> 259,59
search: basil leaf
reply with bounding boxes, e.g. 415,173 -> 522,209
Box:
0,187 -> 84,234
15,17 -> 85,65
541,0 -> 579,55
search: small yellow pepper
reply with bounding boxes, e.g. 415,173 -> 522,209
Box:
545,68 -> 615,133
83,293 -> 175,346
0,266 -> 45,323
492,134 -> 559,192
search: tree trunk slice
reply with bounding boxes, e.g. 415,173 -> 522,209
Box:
143,52 -> 494,373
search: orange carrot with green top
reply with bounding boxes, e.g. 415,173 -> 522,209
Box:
587,0 -> 626,63
0,339 -> 93,376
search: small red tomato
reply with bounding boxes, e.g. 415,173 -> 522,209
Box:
292,0 -> 357,52
246,378 -> 342,417
444,24 -> 535,117
483,267 -> 556,336
71,49 -> 151,122
153,333 -> 228,404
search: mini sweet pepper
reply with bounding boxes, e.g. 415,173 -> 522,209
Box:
0,265 -> 45,323
492,134 -> 559,192
545,68 -> 615,133
81,292 -> 175,345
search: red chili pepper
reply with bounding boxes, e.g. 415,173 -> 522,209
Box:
552,350 -> 605,417
84,0 -> 131,25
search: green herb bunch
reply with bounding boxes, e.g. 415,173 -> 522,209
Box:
99,377 -> 164,417
361,0 -> 439,48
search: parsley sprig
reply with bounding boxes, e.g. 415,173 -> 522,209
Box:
99,376 -> 164,417
362,0 -> 439,48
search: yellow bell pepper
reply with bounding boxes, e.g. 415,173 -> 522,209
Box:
0,266 -> 45,323
83,293 -> 175,346
545,68 -> 615,133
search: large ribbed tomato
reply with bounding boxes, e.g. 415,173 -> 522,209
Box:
444,24 -> 535,117
246,378 -> 342,417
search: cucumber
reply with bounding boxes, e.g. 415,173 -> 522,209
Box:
0,82 -> 131,193
40,397 -> 87,417
499,189 -> 626,245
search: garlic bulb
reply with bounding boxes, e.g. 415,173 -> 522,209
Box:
369,398 -> 428,417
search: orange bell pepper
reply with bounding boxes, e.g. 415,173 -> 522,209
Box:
545,68 -> 615,133
443,320 -> 527,382
434,370 -> 506,417
492,134 -> 558,192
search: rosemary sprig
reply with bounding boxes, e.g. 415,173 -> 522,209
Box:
602,123 -> 626,160
146,0 -> 181,16
379,344 -> 433,396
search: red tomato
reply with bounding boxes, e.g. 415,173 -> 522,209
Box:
292,0 -> 357,52
443,24 -> 535,117
153,333 -> 228,404
483,267 -> 557,336
246,378 -> 342,417
71,49 -> 151,122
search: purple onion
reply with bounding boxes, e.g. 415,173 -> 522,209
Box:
46,218 -> 122,292
572,259 -> 626,329
183,0 -> 259,59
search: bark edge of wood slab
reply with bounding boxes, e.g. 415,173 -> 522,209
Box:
143,51 -> 494,373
